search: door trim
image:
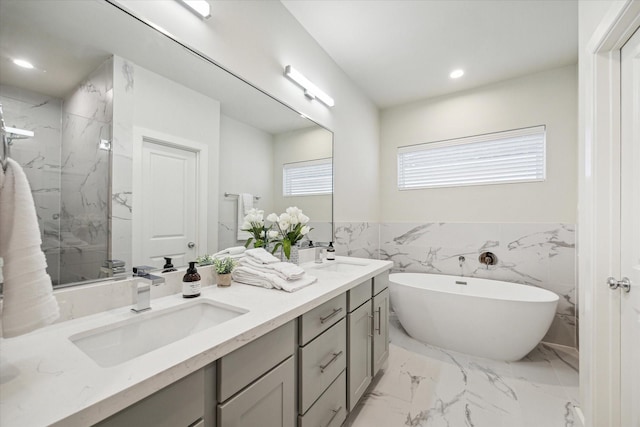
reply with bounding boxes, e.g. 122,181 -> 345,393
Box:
579,2 -> 640,426
132,127 -> 209,266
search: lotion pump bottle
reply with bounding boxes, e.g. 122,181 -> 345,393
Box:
182,261 -> 201,298
326,242 -> 335,261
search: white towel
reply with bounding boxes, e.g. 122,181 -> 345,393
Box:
213,246 -> 246,257
239,258 -> 306,281
232,266 -> 317,292
0,158 -> 60,338
236,193 -> 254,241
245,248 -> 280,264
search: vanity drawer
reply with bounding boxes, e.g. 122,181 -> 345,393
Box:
299,293 -> 346,345
298,370 -> 347,427
373,271 -> 389,296
348,279 -> 371,312
218,320 -> 295,402
298,318 -> 346,413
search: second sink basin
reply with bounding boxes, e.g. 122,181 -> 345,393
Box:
70,299 -> 248,367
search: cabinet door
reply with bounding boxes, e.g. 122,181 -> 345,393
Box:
94,369 -> 204,427
218,356 -> 295,427
372,288 -> 389,376
347,301 -> 372,411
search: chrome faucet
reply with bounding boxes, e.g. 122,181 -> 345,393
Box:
314,242 -> 330,263
131,266 -> 165,313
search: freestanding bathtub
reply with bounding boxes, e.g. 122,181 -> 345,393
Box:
389,273 -> 559,361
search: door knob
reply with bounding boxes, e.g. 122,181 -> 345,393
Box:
187,242 -> 195,249
607,276 -> 631,293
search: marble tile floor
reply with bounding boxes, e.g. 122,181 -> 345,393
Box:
345,314 -> 580,427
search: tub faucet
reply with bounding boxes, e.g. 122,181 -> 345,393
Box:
478,252 -> 497,270
131,266 -> 165,313
458,256 -> 465,267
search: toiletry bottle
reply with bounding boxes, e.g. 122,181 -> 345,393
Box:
326,242 -> 336,261
182,261 -> 201,298
162,257 -> 177,273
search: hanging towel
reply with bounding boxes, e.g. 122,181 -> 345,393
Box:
236,193 -> 254,241
0,158 -> 60,338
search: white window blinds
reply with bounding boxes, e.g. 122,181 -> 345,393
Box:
283,158 -> 333,196
397,125 -> 546,189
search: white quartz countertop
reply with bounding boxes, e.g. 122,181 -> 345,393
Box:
0,257 -> 392,427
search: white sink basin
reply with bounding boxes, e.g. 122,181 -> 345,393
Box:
308,259 -> 369,273
70,300 -> 248,367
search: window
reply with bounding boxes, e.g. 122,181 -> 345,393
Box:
283,158 -> 333,196
397,125 -> 546,189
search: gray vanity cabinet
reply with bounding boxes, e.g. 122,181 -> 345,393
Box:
297,294 -> 347,427
372,287 -> 390,375
347,281 -> 373,412
217,320 -> 296,427
93,367 -> 209,427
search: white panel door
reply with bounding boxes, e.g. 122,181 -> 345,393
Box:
141,139 -> 197,267
621,27 -> 640,427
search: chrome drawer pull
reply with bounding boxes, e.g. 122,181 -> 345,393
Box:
319,351 -> 343,373
320,307 -> 343,324
375,307 -> 382,335
324,406 -> 342,427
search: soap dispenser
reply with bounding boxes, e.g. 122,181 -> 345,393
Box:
162,257 -> 177,273
326,242 -> 336,261
182,261 -> 201,298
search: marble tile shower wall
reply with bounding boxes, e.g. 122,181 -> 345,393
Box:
0,84 -> 63,283
59,58 -> 112,284
334,222 -> 577,349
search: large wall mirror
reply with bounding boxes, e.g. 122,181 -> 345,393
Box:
0,0 -> 333,288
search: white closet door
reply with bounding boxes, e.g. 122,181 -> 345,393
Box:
140,139 -> 197,267
620,26 -> 640,427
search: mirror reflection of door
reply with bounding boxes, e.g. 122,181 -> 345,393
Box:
620,26 -> 640,427
133,129 -> 208,269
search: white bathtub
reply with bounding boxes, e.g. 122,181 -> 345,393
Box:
389,273 -> 559,361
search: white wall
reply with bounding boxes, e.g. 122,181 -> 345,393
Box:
113,0 -> 380,224
218,114 -> 274,250
380,64 -> 577,223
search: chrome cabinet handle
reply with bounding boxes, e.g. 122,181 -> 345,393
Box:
608,276 -> 631,293
319,351 -> 343,373
324,406 -> 342,427
320,307 -> 343,324
375,307 -> 382,335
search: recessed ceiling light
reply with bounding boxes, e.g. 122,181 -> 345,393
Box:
13,59 -> 34,69
450,69 -> 464,79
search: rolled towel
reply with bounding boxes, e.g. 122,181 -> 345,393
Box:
245,248 -> 280,264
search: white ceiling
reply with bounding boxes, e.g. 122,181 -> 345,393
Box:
281,0 -> 578,108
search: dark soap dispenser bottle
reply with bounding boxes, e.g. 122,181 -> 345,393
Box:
162,257 -> 177,273
326,242 -> 336,261
182,261 -> 201,298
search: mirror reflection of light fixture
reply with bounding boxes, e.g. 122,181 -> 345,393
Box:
177,0 -> 211,19
284,65 -> 335,107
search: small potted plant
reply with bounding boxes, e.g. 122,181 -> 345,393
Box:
213,257 -> 237,287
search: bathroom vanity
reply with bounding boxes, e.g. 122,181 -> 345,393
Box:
0,257 -> 392,427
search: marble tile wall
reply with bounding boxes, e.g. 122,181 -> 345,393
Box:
0,84 -> 63,284
334,221 -> 577,348
59,58 -> 113,284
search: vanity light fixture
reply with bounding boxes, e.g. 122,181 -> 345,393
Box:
449,69 -> 465,79
178,0 -> 211,19
13,59 -> 34,69
284,65 -> 335,107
